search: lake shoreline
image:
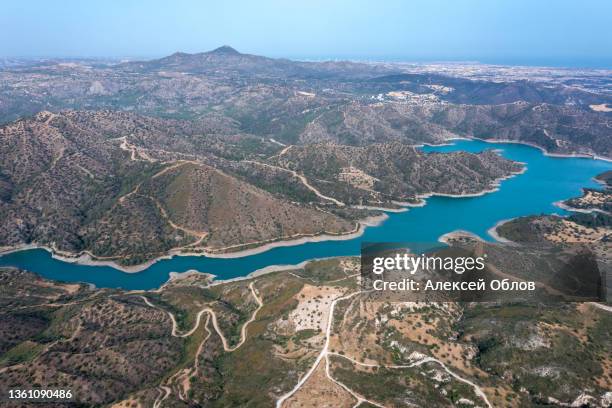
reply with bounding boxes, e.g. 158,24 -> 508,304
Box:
0,138 -> 607,286
154,254 -> 352,289
0,214 -> 387,273
486,218 -> 518,244
468,136 -> 612,162
0,165 -> 523,274
553,199 -> 610,215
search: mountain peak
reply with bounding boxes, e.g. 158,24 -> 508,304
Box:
168,51 -> 189,58
209,45 -> 240,55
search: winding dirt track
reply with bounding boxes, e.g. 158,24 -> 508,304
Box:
590,302 -> 612,312
140,281 -> 262,349
327,352 -> 493,408
243,159 -> 346,206
141,281 -> 262,407
275,289 -> 494,408
141,276 -> 610,408
144,282 -> 496,408
275,291 -> 365,407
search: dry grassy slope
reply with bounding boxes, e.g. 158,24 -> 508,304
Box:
0,109 -> 523,265
426,102 -> 612,158
2,48 -> 610,157
295,100 -> 612,158
298,102 -> 455,146
565,188 -> 612,213
0,111 -> 356,263
81,194 -> 197,263
0,111 -> 126,249
0,111 -> 180,251
269,143 -> 523,202
1,260 -> 610,407
141,162 -> 355,249
0,269 -> 182,407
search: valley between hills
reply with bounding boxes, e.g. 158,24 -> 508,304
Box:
0,109 -> 522,267
0,47 -> 611,408
3,46 -> 610,266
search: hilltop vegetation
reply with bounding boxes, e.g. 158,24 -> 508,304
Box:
0,110 -> 522,265
1,47 -> 610,157
0,257 -> 610,407
1,46 -> 611,407
0,46 -> 609,264
268,143 -> 521,205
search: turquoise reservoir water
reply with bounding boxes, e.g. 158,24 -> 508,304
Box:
1,140 -> 610,290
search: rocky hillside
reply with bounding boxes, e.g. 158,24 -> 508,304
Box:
0,111 -> 354,265
0,110 -> 521,265
428,102 -> 612,158
1,259 -> 610,407
1,47 -> 610,157
267,143 -> 522,205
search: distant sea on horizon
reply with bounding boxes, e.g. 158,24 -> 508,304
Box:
4,53 -> 610,71
286,55 -> 612,70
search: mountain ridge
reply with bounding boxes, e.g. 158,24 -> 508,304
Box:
0,110 -> 523,265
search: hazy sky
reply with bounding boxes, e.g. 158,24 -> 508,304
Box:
2,0 -> 611,67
